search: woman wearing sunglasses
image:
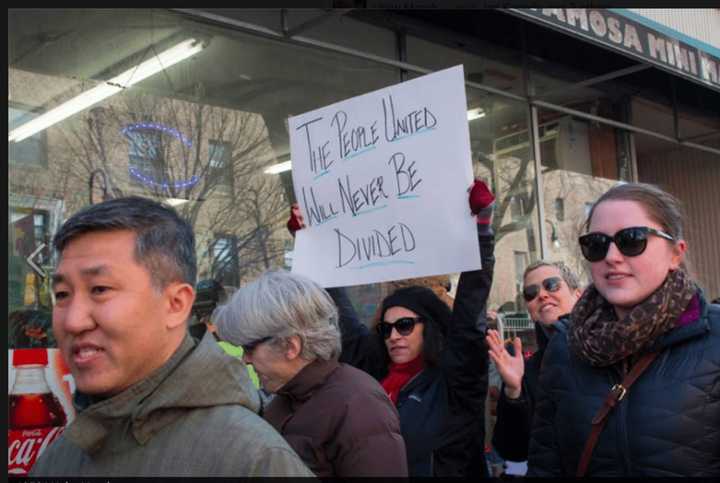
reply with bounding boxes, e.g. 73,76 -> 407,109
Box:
354,179 -> 495,477
289,179 -> 497,476
528,182 -> 720,477
486,260 -> 581,466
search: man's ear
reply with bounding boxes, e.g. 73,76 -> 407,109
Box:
164,282 -> 196,330
284,335 -> 303,361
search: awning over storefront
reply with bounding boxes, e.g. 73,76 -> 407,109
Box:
508,8 -> 720,93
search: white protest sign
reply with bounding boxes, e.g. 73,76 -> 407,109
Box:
289,65 -> 480,287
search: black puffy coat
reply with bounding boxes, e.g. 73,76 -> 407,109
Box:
330,232 -> 494,477
528,294 -> 720,477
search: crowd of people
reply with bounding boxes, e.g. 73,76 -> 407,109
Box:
30,180 -> 719,478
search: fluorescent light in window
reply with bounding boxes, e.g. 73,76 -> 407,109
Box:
264,160 -> 292,174
164,198 -> 190,207
9,38 -> 205,143
467,108 -> 486,121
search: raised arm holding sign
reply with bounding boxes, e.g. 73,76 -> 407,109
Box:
285,68 -> 494,475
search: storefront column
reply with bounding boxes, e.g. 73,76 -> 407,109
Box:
529,104 -> 549,260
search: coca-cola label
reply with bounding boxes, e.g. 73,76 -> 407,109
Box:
8,349 -> 75,476
7,426 -> 64,475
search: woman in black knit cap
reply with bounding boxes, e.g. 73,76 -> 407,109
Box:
287,179 -> 496,477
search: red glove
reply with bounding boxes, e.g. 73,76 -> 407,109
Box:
469,179 -> 495,225
286,203 -> 305,236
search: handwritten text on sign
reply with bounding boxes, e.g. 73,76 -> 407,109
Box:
289,65 -> 481,287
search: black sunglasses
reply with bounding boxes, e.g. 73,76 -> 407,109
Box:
579,226 -> 674,263
523,276 -> 563,302
376,317 -> 422,340
241,336 -> 273,354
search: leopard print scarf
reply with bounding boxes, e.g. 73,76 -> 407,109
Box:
569,269 -> 697,368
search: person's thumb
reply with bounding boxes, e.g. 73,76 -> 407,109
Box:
513,337 -> 523,358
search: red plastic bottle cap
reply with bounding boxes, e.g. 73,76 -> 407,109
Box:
12,348 -> 48,366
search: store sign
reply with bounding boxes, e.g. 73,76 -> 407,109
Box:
289,65 -> 481,287
509,8 -> 720,92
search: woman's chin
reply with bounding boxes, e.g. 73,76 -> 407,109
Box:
389,348 -> 412,364
537,318 -> 557,328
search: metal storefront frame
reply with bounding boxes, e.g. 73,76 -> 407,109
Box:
173,8 -> 720,260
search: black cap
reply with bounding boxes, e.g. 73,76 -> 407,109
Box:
380,286 -> 452,337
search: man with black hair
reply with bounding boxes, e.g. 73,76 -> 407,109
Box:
31,196 -> 312,477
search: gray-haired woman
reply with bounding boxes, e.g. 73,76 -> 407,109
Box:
214,270 -> 407,478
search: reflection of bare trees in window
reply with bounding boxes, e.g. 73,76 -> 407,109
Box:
200,174 -> 288,287
476,153 -> 539,245
475,145 -> 619,311
210,234 -> 239,287
55,91 -> 290,286
544,169 -> 616,284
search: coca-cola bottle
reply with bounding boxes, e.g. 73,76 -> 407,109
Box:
8,348 -> 67,475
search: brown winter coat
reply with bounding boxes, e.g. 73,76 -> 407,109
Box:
263,358 -> 407,477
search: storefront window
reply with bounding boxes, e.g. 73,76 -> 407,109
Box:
630,72 -> 720,150
9,103 -> 47,168
211,234 -> 240,288
535,108 -> 632,285
406,34 -> 524,95
523,17 -> 640,126
408,65 -> 541,317
12,7 -> 713,347
470,96 -> 540,315
285,9 -> 398,59
402,29 -> 539,317
207,140 -> 235,191
187,8 -> 283,33
8,8 -> 400,331
8,193 -> 64,359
